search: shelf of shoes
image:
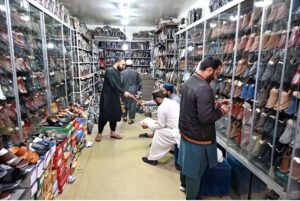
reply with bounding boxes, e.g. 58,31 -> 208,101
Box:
27,0 -> 71,27
63,26 -> 74,104
175,0 -> 300,199
153,25 -> 178,86
45,13 -> 68,115
71,29 -> 95,104
9,0 -> 52,140
96,39 -> 153,72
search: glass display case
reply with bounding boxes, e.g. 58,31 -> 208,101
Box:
10,0 -> 48,138
45,14 -> 67,112
175,0 -> 300,198
63,25 -> 73,103
0,0 -> 20,146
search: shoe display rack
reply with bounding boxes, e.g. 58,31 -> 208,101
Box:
153,23 -> 179,88
96,38 -> 152,74
71,30 -> 98,104
0,0 -> 74,148
175,0 -> 300,199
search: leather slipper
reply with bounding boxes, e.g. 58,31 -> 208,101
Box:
0,167 -> 22,183
0,167 -> 7,179
95,134 -> 102,142
110,135 -> 123,139
0,192 -> 10,200
0,148 -> 28,169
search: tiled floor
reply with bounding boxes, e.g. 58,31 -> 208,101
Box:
57,114 -> 185,200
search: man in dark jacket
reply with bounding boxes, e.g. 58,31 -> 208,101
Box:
178,57 -> 230,199
95,58 -> 132,142
121,59 -> 142,124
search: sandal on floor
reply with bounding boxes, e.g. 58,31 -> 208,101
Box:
110,134 -> 123,139
95,134 -> 102,142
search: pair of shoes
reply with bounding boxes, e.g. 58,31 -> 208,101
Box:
138,133 -> 149,138
142,157 -> 157,165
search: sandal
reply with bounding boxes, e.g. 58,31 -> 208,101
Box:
0,148 -> 28,169
95,134 -> 102,142
9,146 -> 39,164
110,134 -> 123,139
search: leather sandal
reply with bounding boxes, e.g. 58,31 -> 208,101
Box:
95,134 -> 102,142
110,133 -> 123,139
0,148 -> 28,169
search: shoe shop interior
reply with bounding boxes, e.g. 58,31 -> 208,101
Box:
0,0 -> 300,200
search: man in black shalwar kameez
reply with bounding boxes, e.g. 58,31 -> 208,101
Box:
95,59 -> 131,142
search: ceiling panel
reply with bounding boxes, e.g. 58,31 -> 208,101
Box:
60,0 -> 196,26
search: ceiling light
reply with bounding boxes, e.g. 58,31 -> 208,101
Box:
121,9 -> 130,17
0,4 -> 6,12
187,45 -> 194,51
47,43 -> 54,49
210,23 -> 217,28
254,0 -> 272,7
121,18 -> 129,25
122,43 -> 129,50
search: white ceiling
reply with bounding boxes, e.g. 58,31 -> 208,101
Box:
60,0 -> 197,26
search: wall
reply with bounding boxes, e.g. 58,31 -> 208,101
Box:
178,0 -> 210,21
86,25 -> 155,41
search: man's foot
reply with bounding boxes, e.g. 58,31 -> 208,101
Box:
110,132 -> 123,139
138,133 -> 150,138
142,157 -> 158,165
128,119 -> 134,124
123,118 -> 127,122
95,134 -> 102,142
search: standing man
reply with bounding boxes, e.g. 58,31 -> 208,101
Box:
95,58 -> 132,142
178,57 -> 230,199
140,90 -> 180,165
121,59 -> 142,124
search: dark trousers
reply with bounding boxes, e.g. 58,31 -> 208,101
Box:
178,156 -> 208,199
122,99 -> 137,120
98,117 -> 117,133
180,171 -> 202,200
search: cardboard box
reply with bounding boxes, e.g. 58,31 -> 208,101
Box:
20,165 -> 37,188
43,151 -> 52,169
22,181 -> 38,200
36,159 -> 45,178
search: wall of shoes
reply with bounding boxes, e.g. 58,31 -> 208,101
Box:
97,39 -> 152,74
71,30 -> 98,105
0,0 -> 74,147
153,24 -> 179,91
175,0 -> 300,199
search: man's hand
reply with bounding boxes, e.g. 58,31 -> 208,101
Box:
123,91 -> 131,98
221,104 -> 230,115
141,122 -> 149,129
139,100 -> 145,106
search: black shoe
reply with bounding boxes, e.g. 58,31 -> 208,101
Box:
142,157 -> 158,165
138,133 -> 149,138
123,118 -> 127,122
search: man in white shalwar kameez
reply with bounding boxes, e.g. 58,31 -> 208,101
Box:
140,89 -> 180,165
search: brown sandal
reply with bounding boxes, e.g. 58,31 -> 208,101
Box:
95,134 -> 102,142
110,134 -> 123,139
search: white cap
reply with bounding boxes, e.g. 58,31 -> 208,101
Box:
126,59 -> 133,66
